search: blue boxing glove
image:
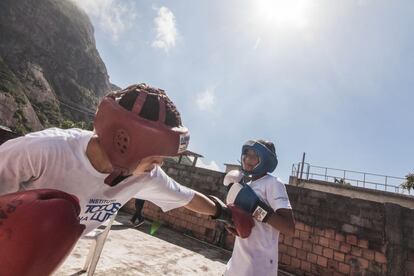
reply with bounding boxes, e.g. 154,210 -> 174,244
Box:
226,183 -> 274,223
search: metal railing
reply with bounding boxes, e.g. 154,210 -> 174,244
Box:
291,162 -> 408,195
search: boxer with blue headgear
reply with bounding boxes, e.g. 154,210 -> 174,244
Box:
222,139 -> 295,276
241,139 -> 278,178
224,140 -> 279,223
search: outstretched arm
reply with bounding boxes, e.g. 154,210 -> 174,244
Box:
184,191 -> 216,216
184,191 -> 255,238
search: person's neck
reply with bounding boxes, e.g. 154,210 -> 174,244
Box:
86,136 -> 113,174
251,173 -> 267,181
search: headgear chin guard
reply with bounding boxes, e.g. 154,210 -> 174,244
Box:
94,84 -> 190,185
241,140 -> 278,178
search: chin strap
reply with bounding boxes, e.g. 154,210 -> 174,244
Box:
104,168 -> 125,186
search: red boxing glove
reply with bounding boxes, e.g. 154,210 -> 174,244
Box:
226,204 -> 255,238
0,189 -> 85,276
209,196 -> 255,238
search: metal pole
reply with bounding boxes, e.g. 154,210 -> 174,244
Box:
295,163 -> 300,178
363,173 -> 366,188
299,152 -> 306,180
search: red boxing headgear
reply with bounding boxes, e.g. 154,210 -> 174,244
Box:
94,84 -> 190,185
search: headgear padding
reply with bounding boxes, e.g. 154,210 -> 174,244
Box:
241,140 -> 278,177
94,84 -> 190,185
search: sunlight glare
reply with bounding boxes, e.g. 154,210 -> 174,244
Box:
254,0 -> 309,29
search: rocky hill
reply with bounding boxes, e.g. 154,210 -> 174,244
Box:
0,0 -> 112,133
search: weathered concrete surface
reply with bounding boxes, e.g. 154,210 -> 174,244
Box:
54,212 -> 231,276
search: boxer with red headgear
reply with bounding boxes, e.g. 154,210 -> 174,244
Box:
94,84 -> 190,185
0,83 -> 252,274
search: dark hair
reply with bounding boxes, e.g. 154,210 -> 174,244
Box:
257,139 -> 276,155
116,83 -> 182,127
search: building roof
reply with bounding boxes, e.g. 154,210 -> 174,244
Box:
181,150 -> 203,158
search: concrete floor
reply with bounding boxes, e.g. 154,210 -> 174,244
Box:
54,211 -> 231,276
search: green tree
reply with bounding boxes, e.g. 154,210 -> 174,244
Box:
401,172 -> 414,193
60,120 -> 76,129
60,120 -> 93,130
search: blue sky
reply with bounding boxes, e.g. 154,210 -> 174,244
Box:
72,0 -> 413,184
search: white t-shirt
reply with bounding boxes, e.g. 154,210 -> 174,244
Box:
224,174 -> 291,276
0,128 -> 194,235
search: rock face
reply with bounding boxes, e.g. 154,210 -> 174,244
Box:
0,0 -> 112,133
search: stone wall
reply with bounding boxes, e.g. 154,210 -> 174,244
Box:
122,161 -> 414,276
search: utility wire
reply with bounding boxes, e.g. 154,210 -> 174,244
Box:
57,99 -> 96,118
3,85 -> 98,119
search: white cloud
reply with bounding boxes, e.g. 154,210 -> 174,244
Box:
196,159 -> 221,171
196,87 -> 216,111
152,6 -> 178,52
71,0 -> 136,41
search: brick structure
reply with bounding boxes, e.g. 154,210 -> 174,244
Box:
278,222 -> 387,275
122,161 -> 414,276
286,185 -> 414,276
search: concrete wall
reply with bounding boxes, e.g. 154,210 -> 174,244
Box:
290,176 -> 414,210
122,161 -> 414,276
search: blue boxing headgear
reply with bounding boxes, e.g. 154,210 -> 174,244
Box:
241,140 -> 278,177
